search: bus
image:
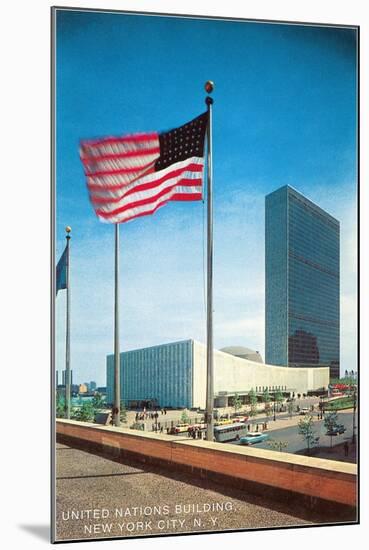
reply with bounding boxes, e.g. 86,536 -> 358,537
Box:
214,422 -> 248,443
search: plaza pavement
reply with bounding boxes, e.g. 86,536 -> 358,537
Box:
55,442 -> 316,541
121,396 -> 321,432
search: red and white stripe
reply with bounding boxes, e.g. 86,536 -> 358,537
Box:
80,133 -> 204,224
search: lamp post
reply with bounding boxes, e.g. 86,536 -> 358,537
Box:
273,393 -> 276,421
319,395 -> 323,420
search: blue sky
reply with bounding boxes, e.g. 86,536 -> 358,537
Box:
55,10 -> 357,386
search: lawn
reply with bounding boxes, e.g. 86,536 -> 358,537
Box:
324,397 -> 355,411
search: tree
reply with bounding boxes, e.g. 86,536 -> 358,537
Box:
72,401 -> 95,422
324,411 -> 339,448
262,389 -> 272,417
275,390 -> 284,412
298,415 -> 317,456
233,393 -> 242,415
268,439 -> 288,452
264,401 -> 272,417
56,393 -> 66,418
180,409 -> 190,424
248,389 -> 258,417
120,400 -> 127,423
92,392 -> 105,410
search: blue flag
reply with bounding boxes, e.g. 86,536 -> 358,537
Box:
56,245 -> 68,295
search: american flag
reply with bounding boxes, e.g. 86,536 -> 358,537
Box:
79,112 -> 208,224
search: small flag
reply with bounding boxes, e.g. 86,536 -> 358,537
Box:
56,245 -> 68,294
79,112 -> 208,224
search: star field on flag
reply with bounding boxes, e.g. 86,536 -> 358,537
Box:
79,112 -> 208,224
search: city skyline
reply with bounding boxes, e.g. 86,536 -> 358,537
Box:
55,11 -> 357,386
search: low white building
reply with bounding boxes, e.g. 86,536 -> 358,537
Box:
107,339 -> 329,409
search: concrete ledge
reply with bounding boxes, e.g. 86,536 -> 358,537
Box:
56,419 -> 357,514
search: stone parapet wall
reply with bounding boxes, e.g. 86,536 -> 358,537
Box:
56,420 -> 357,510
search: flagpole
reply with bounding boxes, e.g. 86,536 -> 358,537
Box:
113,223 -> 121,426
65,226 -> 71,419
205,81 -> 214,441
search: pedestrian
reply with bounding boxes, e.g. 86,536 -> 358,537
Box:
344,441 -> 349,457
164,409 -> 167,415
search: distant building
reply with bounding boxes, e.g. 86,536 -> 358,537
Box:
56,385 -> 65,397
107,339 -> 329,409
90,381 -> 97,391
62,369 -> 73,386
265,185 -> 340,379
97,386 -> 107,395
79,383 -> 88,394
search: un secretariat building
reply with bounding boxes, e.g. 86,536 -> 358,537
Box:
107,340 -> 329,409
265,185 -> 340,380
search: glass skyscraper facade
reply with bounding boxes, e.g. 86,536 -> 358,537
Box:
265,186 -> 340,379
107,340 -> 193,408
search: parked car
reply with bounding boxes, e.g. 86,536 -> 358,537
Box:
299,407 -> 310,415
169,423 -> 189,434
215,419 -> 233,426
239,432 -> 269,446
326,424 -> 346,436
232,415 -> 249,423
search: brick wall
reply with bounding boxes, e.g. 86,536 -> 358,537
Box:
56,420 -> 357,508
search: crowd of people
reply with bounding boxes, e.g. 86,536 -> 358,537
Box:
188,426 -> 206,439
135,408 -> 167,422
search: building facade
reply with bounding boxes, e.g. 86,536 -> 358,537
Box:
106,339 -> 329,409
265,185 -> 340,379
62,369 -> 73,386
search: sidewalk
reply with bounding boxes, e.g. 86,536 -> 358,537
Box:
296,440 -> 357,464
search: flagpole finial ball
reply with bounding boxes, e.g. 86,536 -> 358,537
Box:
205,80 -> 214,94
65,226 -> 72,234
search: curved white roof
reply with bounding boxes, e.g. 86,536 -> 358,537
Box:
220,346 -> 263,363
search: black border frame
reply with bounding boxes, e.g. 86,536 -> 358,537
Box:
51,5 -> 360,544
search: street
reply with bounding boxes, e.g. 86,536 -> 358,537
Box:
118,401 -> 357,462
230,410 -> 356,455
